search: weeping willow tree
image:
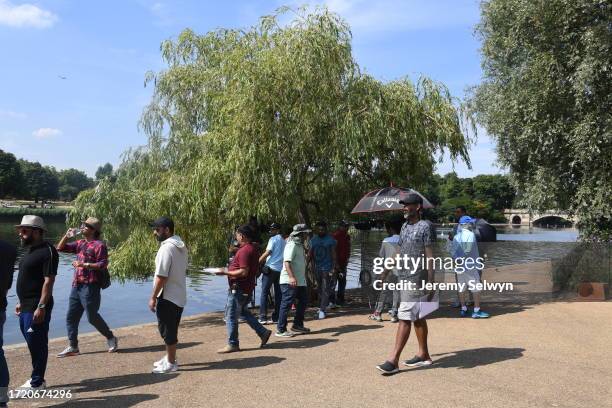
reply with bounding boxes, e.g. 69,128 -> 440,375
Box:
71,6 -> 473,279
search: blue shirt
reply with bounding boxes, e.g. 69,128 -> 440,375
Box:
264,234 -> 286,272
309,234 -> 337,272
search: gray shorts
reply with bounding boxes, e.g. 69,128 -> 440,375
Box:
457,269 -> 481,293
397,301 -> 419,321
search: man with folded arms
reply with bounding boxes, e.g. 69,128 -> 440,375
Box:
216,225 -> 272,353
149,217 -> 189,373
275,224 -> 311,338
56,217 -> 118,357
14,215 -> 58,390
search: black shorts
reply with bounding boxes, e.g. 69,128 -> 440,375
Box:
156,297 -> 184,345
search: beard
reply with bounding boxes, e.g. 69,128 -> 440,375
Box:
156,234 -> 167,242
20,236 -> 33,246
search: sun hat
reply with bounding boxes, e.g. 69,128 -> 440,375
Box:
15,215 -> 47,232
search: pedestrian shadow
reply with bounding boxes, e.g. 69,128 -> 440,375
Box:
258,337 -> 339,350
426,347 -> 526,370
44,393 -> 158,407
57,372 -> 178,394
429,304 -> 532,319
315,324 -> 384,337
79,341 -> 201,356
180,313 -> 226,329
180,356 -> 285,371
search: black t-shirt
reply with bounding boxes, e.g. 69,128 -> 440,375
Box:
17,241 -> 58,312
0,240 -> 17,311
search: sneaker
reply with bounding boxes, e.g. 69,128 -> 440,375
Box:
217,344 -> 240,353
274,330 -> 295,338
153,355 -> 178,367
152,360 -> 178,374
258,319 -> 268,325
318,310 -> 326,320
460,309 -> 470,317
369,314 -> 382,322
402,356 -> 433,367
376,361 -> 399,375
107,336 -> 118,353
57,346 -> 80,358
238,317 -> 246,323
390,316 -> 399,323
260,329 -> 272,348
291,325 -> 311,334
15,379 -> 46,395
472,310 -> 490,319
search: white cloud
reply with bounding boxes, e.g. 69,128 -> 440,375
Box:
289,0 -> 479,33
0,0 -> 58,28
0,109 -> 26,119
32,127 -> 62,139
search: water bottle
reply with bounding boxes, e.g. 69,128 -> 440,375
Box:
67,228 -> 81,238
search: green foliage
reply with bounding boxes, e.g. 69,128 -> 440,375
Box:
470,0 -> 612,240
0,207 -> 68,217
71,6 -> 473,278
0,149 -> 23,197
57,168 -> 94,201
18,160 -> 59,202
95,163 -> 114,181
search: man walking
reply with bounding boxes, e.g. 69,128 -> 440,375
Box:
331,221 -> 351,306
309,221 -> 337,319
149,217 -> 189,373
56,217 -> 118,357
0,239 -> 16,405
376,194 -> 436,375
216,225 -> 272,353
275,224 -> 311,338
258,223 -> 285,324
369,219 -> 402,323
14,215 -> 58,390
452,216 -> 489,318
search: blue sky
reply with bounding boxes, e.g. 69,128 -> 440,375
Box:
0,0 -> 501,177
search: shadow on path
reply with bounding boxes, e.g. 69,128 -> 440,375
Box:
180,356 -> 285,371
315,324 -> 383,337
261,337 -> 338,350
80,341 -> 201,356
57,372 -> 178,393
429,347 -> 526,369
48,393 -> 158,408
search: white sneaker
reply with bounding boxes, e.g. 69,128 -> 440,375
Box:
153,356 -> 178,367
318,310 -> 326,319
57,345 -> 80,358
107,336 -> 118,352
152,359 -> 178,374
14,380 -> 46,397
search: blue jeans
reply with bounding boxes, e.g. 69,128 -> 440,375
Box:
19,306 -> 52,387
315,270 -> 332,311
330,265 -> 347,304
259,267 -> 281,321
0,310 -> 8,404
66,284 -> 114,348
225,288 -> 267,347
277,284 -> 307,333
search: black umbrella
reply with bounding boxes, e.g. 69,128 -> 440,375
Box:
351,186 -> 434,214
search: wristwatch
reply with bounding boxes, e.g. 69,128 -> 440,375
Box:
37,303 -> 46,309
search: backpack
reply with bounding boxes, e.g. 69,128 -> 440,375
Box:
98,269 -> 111,289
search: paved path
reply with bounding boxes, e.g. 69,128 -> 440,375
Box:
5,263 -> 611,407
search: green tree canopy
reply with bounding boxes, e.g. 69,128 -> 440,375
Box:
58,168 -> 94,201
19,160 -> 59,202
95,163 -> 113,181
470,0 -> 611,240
0,149 -> 22,197
71,7 -> 474,278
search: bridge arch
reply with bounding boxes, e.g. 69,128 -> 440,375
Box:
532,215 -> 573,227
511,215 -> 522,225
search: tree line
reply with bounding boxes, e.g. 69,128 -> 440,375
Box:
0,149 -> 113,202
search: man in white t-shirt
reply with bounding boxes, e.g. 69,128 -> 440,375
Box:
148,217 -> 188,374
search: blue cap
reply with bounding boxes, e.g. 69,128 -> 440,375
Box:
459,216 -> 474,224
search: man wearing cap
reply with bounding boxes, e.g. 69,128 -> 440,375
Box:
56,217 -> 118,357
216,225 -> 272,353
14,215 -> 58,390
0,239 -> 17,404
257,222 -> 285,324
376,194 -> 436,375
275,224 -> 311,338
309,221 -> 337,319
451,216 -> 489,318
149,216 -> 189,373
331,220 -> 351,306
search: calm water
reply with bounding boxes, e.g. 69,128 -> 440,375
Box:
0,219 -> 578,345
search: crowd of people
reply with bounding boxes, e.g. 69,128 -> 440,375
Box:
0,193 -> 492,403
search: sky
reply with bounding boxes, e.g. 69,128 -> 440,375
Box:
0,0 -> 502,177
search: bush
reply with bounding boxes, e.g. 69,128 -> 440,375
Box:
0,207 -> 68,217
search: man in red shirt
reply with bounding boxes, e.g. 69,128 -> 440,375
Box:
331,221 -> 351,306
216,225 -> 272,353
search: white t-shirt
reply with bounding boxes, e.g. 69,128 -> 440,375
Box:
154,235 -> 188,307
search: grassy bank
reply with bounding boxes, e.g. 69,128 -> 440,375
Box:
0,207 -> 69,218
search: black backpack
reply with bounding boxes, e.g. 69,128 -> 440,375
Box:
98,269 -> 111,289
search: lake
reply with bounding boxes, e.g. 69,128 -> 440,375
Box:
0,218 -> 578,345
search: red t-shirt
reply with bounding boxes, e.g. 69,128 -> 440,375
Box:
228,242 -> 259,293
332,230 -> 351,266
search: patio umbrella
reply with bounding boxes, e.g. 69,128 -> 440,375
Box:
350,186 -> 434,214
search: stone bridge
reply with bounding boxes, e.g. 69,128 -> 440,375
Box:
503,209 -> 577,226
